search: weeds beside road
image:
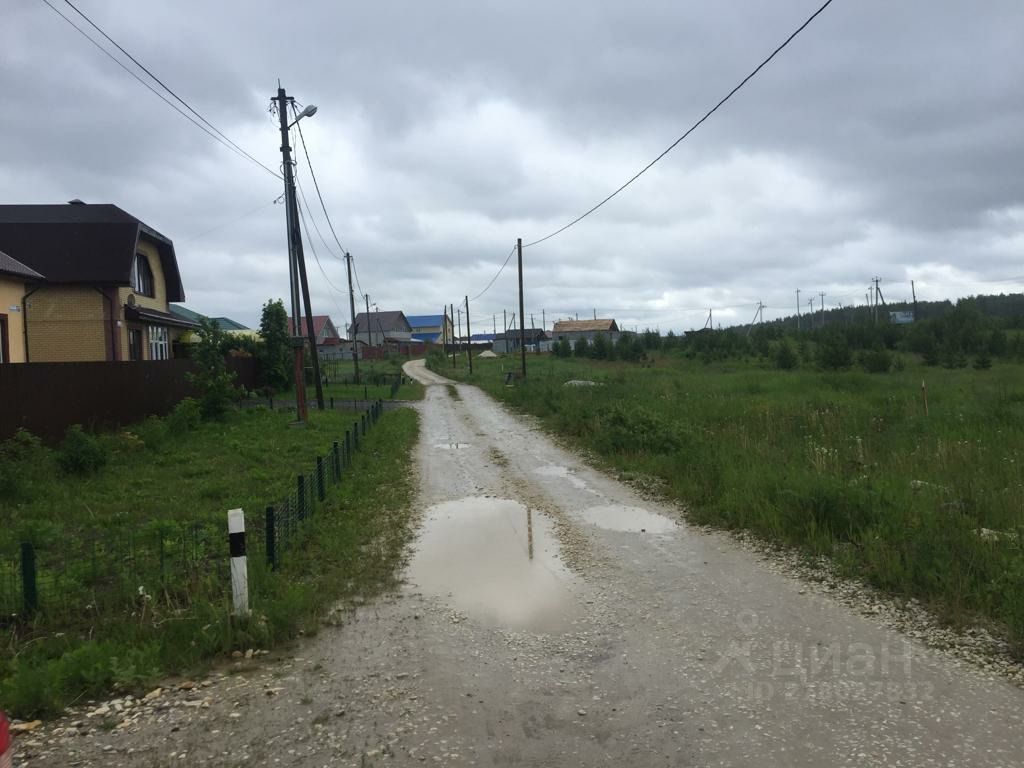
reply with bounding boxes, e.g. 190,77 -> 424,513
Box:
433,352 -> 1024,657
0,404 -> 419,718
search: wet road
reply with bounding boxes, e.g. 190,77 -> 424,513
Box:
21,361 -> 1024,767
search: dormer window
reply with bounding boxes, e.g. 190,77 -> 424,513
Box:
131,253 -> 155,297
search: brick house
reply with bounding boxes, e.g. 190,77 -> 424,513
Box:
0,250 -> 43,363
0,202 -> 197,362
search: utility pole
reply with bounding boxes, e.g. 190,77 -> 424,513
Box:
456,306 -> 463,365
517,238 -> 527,378
819,292 -> 826,328
441,306 -> 448,358
344,252 -> 359,384
493,314 -> 497,335
911,279 -> 918,320
503,309 -> 507,338
450,303 -> 456,366
273,84 -> 325,418
796,289 -> 801,332
530,313 -> 535,330
465,296 -> 473,373
593,308 -> 597,321
542,309 -> 546,332
364,294 -> 372,352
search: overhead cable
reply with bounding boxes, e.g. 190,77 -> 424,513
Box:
522,0 -> 837,248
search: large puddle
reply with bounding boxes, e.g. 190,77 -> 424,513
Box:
408,497 -> 579,632
577,504 -> 677,534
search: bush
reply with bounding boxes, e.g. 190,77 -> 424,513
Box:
974,352 -> 993,370
573,338 -> 589,357
165,397 -> 202,435
188,318 -> 238,419
859,346 -> 892,374
0,429 -> 45,498
774,340 -> 798,370
57,425 -> 107,475
817,332 -> 852,370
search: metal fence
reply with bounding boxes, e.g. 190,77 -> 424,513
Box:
0,400 -> 385,628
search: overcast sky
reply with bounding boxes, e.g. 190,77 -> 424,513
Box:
3,0 -> 1022,332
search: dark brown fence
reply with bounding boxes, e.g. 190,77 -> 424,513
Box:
0,357 -> 257,442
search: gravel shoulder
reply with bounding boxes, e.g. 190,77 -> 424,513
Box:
13,365 -> 1024,767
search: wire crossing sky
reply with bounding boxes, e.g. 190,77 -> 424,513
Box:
6,0 -> 1022,331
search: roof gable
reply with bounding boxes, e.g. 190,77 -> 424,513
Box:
0,203 -> 185,301
551,319 -> 619,333
288,315 -> 338,338
0,250 -> 44,280
351,310 -> 412,333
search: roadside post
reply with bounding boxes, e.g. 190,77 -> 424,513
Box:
227,509 -> 250,618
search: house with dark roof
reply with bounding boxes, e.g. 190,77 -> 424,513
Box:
347,310 -> 412,348
493,328 -> 550,354
0,250 -> 43,363
169,304 -> 255,337
287,315 -> 343,359
0,201 -> 198,362
406,313 -> 453,344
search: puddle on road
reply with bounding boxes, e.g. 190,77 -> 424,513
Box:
433,442 -> 472,450
408,497 -> 579,632
578,504 -> 677,534
534,464 -> 589,490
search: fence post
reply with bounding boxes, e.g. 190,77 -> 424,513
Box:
297,474 -> 306,520
265,506 -> 277,570
330,396 -> 334,410
332,441 -> 341,481
345,430 -> 352,465
268,395 -> 274,410
227,509 -> 250,618
316,456 -> 326,501
353,423 -> 360,451
20,542 -> 37,616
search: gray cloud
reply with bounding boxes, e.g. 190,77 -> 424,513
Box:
2,0 -> 1022,332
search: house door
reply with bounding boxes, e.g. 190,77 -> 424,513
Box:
0,314 -> 8,363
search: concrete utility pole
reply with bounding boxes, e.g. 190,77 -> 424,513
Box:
465,296 -> 473,373
344,252 -> 359,384
450,303 -> 456,366
911,279 -> 918,320
796,289 -> 801,332
542,309 -> 546,332
273,84 -> 324,417
819,292 -> 826,328
517,238 -> 527,378
493,314 -> 497,335
364,294 -> 372,351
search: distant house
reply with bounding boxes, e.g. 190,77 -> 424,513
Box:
348,311 -> 412,347
551,319 -> 621,346
407,313 -> 454,344
0,201 -> 198,362
170,305 -> 256,339
0,250 -> 43,363
287,315 -> 343,359
493,328 -> 550,354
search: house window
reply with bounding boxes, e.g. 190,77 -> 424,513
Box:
128,328 -> 143,361
131,253 -> 155,297
149,326 -> 169,360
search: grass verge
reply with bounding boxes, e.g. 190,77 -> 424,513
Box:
432,352 -> 1024,656
0,406 -> 419,718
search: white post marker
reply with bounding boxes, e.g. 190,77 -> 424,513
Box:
228,508 -> 250,618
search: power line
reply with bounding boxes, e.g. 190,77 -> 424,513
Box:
522,0 -> 837,249
41,0 -> 280,179
469,245 -> 518,302
293,110 -> 348,254
180,196 -> 282,243
295,191 -> 350,316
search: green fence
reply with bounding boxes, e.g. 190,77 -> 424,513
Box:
0,400 -> 385,628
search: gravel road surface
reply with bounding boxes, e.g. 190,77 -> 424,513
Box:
14,359 -> 1024,767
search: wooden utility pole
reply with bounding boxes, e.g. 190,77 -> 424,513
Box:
517,238 -> 526,378
819,292 -> 826,328
345,252 -> 359,384
911,279 -> 918,320
364,294 -> 372,352
441,306 -> 448,358
450,303 -> 456,366
796,289 -> 801,332
465,296 -> 473,373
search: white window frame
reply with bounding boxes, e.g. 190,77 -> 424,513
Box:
148,326 -> 170,360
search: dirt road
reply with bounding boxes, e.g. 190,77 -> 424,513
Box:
18,360 -> 1024,766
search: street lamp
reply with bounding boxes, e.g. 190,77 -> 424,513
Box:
272,85 -> 325,422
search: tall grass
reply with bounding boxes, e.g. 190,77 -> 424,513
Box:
438,354 -> 1024,654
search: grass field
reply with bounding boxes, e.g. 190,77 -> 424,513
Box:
433,352 -> 1024,655
0,404 -> 419,717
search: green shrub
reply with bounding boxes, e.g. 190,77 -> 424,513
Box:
774,340 -> 798,370
0,429 -> 45,499
594,403 -> 681,455
57,424 -> 107,475
859,346 -> 893,374
974,352 -> 993,370
166,397 -> 202,434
